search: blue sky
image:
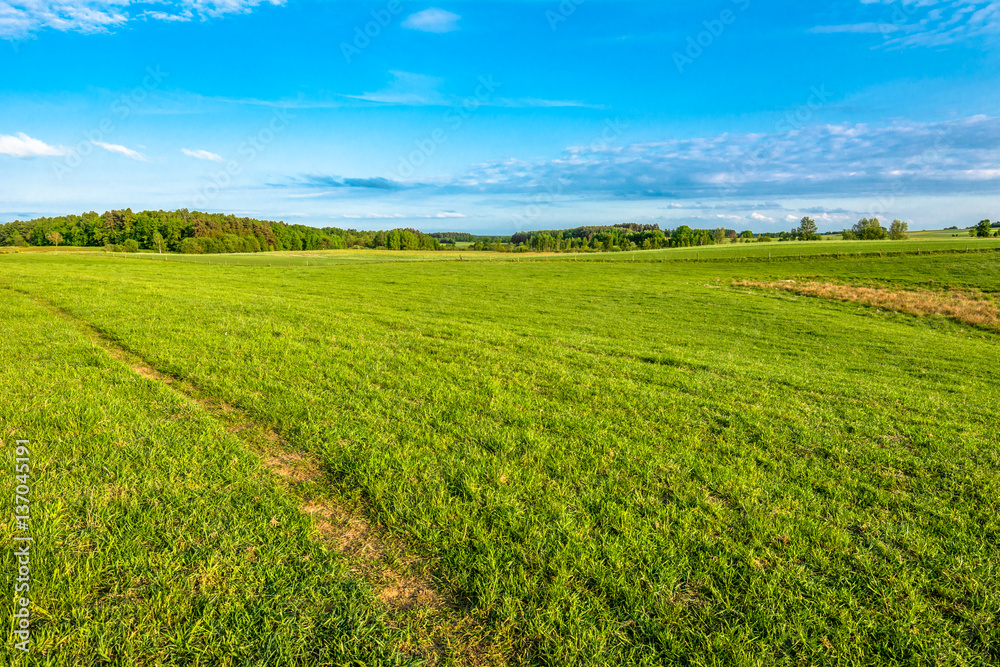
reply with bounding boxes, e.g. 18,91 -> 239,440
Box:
1,0 -> 998,234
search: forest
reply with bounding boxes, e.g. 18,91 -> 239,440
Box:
0,209 -> 443,254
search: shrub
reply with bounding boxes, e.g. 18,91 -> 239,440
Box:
123,239 -> 139,253
180,238 -> 204,254
972,220 -> 993,238
853,218 -> 888,240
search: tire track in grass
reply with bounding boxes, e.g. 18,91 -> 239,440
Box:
8,288 -> 495,665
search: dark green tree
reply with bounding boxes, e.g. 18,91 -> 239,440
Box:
888,219 -> 909,240
793,217 -> 820,241
971,219 -> 993,238
853,217 -> 888,240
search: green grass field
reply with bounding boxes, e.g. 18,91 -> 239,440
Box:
909,229 -> 983,239
3,238 -> 998,665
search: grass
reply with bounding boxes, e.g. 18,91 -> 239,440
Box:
2,238 -> 999,665
0,292 -> 420,666
610,237 -> 1000,262
908,229 -> 983,239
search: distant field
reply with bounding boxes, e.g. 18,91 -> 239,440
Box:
2,237 -> 998,665
0,245 -> 96,254
7,233 -> 999,268
909,228 -> 978,239
613,237 -> 1000,262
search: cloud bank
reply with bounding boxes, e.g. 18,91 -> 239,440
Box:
0,0 -> 286,38
812,1 -> 1000,48
435,114 -> 1000,199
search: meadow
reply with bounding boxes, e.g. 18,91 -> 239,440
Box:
2,239 -> 998,665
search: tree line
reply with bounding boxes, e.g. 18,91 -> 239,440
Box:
0,214 -> 764,254
0,209 -> 442,254
483,224 -> 755,252
3,210 -> 995,256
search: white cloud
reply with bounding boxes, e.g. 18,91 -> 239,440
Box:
496,97 -> 604,109
141,10 -> 193,22
0,0 -> 286,39
93,140 -> 147,160
0,132 -> 67,157
344,71 -> 601,110
347,71 -> 448,106
813,1 -> 1000,48
186,0 -> 284,20
401,8 -> 460,33
332,211 -> 466,220
181,147 -> 224,162
751,212 -> 774,222
809,23 -> 900,34
433,114 -> 1000,199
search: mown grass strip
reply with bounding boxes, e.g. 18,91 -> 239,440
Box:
0,288 -> 417,666
6,287 -> 499,666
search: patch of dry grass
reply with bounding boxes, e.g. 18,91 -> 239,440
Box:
736,279 -> 1000,331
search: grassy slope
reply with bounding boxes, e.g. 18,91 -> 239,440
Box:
0,291 -> 414,666
3,245 -> 999,665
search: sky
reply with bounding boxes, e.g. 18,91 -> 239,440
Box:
1,0 -> 998,235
